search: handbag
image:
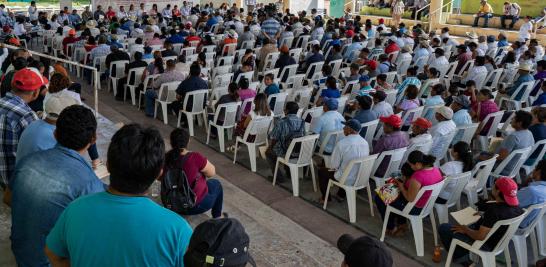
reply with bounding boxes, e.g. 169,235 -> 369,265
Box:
375,178 -> 401,205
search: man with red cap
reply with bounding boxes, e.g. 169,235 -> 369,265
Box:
438,177 -> 524,264
409,117 -> 433,146
0,68 -> 45,188
62,29 -> 80,56
372,114 -> 409,177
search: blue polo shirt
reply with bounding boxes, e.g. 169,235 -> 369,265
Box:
320,88 -> 341,98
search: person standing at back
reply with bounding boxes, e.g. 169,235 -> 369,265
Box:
45,124 -> 193,266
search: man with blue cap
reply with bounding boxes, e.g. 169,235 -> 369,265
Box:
353,75 -> 375,97
311,97 -> 345,155
318,118 -> 370,203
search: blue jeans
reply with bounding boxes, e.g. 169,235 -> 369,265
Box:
185,179 -> 223,218
88,143 -> 99,160
500,15 -> 519,29
145,89 -> 157,117
439,223 -> 485,261
473,13 -> 493,27
374,193 -> 422,230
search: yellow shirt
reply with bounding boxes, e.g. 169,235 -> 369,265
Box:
479,3 -> 493,13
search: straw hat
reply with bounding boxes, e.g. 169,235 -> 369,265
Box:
85,20 -> 97,29
518,63 -> 532,72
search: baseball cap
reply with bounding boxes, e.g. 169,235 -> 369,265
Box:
452,95 -> 471,109
495,177 -> 519,206
324,97 -> 339,110
359,75 -> 370,83
412,117 -> 432,129
184,218 -> 256,267
346,29 -> 355,38
370,90 -> 387,101
342,119 -> 362,132
337,234 -> 393,267
487,35 -> 495,43
436,106 -> 454,120
44,94 -> 79,120
11,68 -> 48,91
365,60 -> 378,70
378,18 -> 385,24
380,114 -> 402,128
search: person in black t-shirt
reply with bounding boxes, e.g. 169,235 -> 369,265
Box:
438,177 -> 524,264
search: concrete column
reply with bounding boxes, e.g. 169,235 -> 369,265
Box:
428,0 -> 443,31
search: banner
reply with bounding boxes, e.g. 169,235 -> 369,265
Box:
91,0 -> 189,13
329,0 -> 344,18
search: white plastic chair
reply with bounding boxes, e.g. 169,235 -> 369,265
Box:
177,89 -> 208,136
498,81 -> 535,110
397,58 -> 412,76
401,106 -> 424,126
154,81 -> 181,124
511,202 -> 546,267
476,111 -> 505,151
360,120 -> 379,148
445,211 -> 528,267
323,154 -> 379,223
235,71 -> 254,83
521,139 -> 546,176
240,40 -> 255,50
463,155 -> 498,207
491,146 -> 532,183
233,116 -> 273,172
125,67 -> 146,105
453,123 -> 479,145
279,36 -> 294,48
305,61 -> 324,81
261,52 -> 280,72
401,139 -> 433,165
337,95 -> 349,114
272,134 -> 320,197
278,64 -> 298,84
435,130 -> 458,165
301,107 -> 324,132
138,74 -> 159,110
289,48 -> 302,63
371,147 -> 408,187
342,80 -> 359,95
212,73 -> 234,89
380,180 -> 445,257
482,68 -> 504,91
434,171 -> 472,224
289,87 -> 313,109
314,130 -> 344,168
384,71 -> 398,84
268,92 -> 288,117
207,102 -> 240,153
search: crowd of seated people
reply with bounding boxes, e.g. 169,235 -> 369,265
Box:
0,1 -> 546,266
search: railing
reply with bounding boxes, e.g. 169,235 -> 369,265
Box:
3,43 -> 100,115
426,0 -> 453,33
413,3 -> 431,25
534,16 -> 545,38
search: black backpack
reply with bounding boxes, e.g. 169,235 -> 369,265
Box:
161,154 -> 197,214
281,119 -> 305,158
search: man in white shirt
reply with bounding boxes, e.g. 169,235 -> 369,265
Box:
318,119 -> 370,202
461,56 -> 488,87
501,1 -> 521,29
181,2 -> 191,17
136,3 -> 146,19
117,6 -> 128,19
162,5 -> 172,20
371,91 -> 394,118
426,48 -> 449,76
28,1 -> 38,21
430,106 -> 457,160
519,16 -> 533,41
409,118 -> 433,149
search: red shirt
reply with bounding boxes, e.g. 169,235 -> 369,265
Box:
106,10 -> 116,20
165,152 -> 209,204
62,36 -> 80,55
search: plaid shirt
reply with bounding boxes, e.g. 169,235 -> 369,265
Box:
261,18 -> 280,39
0,92 -> 38,187
90,44 -> 111,61
269,114 -> 306,156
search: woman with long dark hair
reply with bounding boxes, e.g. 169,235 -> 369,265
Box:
437,141 -> 474,203
164,128 -> 223,218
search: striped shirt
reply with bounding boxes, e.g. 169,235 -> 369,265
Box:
0,92 -> 38,187
261,18 -> 281,39
269,114 -> 306,156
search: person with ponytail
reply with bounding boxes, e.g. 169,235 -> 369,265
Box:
164,128 -> 224,218
374,150 -> 444,236
437,141 -> 474,204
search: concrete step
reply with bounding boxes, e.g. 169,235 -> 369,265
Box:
446,18 -> 462,25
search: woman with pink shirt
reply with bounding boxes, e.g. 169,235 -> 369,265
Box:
237,77 -> 257,115
375,151 -> 444,236
146,33 -> 164,46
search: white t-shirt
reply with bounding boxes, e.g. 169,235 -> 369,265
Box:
439,161 -> 463,200
519,21 -> 532,40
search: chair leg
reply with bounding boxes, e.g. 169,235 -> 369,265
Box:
322,180 -> 332,210
248,144 -> 257,172
309,162 -> 317,192
218,128 -> 226,152
289,166 -> 299,197
206,125 -> 212,145
177,111 -> 183,128
504,247 -> 512,267
272,160 -> 280,186
410,217 -> 425,256
531,229 -> 539,262
380,208 -> 391,242
153,102 -> 158,119
367,185 -> 374,217
233,140 -> 239,164
430,211 -> 439,247
435,205 -> 449,225
346,189 -> 357,223
187,113 -> 194,136
512,236 -> 527,267
444,242 -> 457,267
161,103 -> 168,124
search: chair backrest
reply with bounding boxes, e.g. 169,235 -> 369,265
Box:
242,116 -> 273,144
280,36 -> 294,48
519,202 -> 546,235
442,61 -> 458,81
217,56 -> 234,67
317,130 -> 344,155
268,92 -> 288,117
241,40 -> 255,50
413,55 -> 430,72
286,74 -> 306,89
372,147 -> 408,179
472,210 -> 528,253
305,61 -> 324,80
384,89 -> 398,106
422,104 -> 443,122
289,48 -> 302,63
183,89 -> 208,113
401,139 -> 433,164
385,71 -> 398,84
285,134 -> 319,164
214,102 -> 240,126
236,71 -> 254,83
185,53 -> 198,63
493,146 -> 533,178
403,180 -> 446,217
302,107 -> 324,131
339,154 -> 379,187
337,95 -> 349,114
239,97 -> 255,118
212,65 -> 232,78
157,81 -> 181,102
483,68 -> 504,89
523,139 -> 546,171
397,58 -> 412,76
127,67 -> 146,86
360,119 -> 379,146
329,59 -> 343,77
471,155 -> 498,194
454,123 -> 479,145
201,45 -> 216,53
278,64 -> 299,83
213,73 -> 234,88
508,81 -> 535,102
401,106 -> 424,125
479,111 -> 505,138
264,52 -> 280,71
110,60 -> 129,78
223,43 -> 237,56
343,80 -> 359,95
211,86 -> 228,103
442,171 -> 472,207
456,59 -> 474,76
